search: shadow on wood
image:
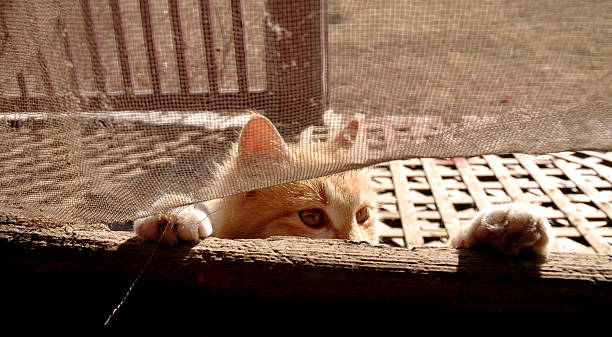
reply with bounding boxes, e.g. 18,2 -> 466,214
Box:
0,222 -> 610,328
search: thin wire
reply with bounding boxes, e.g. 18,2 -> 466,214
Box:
103,215 -> 172,327
103,206 -> 220,327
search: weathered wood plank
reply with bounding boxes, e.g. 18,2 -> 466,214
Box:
0,222 -> 610,326
389,161 -> 424,246
515,153 -> 611,254
421,158 -> 460,239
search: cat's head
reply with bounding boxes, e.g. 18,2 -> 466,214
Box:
214,114 -> 380,244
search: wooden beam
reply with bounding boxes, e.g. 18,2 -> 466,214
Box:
1,221 -> 610,327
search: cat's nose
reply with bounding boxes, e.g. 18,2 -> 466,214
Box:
347,223 -> 367,242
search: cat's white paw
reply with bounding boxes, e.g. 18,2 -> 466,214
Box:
134,205 -> 213,245
452,203 -> 553,256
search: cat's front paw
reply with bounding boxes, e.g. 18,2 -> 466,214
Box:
134,205 -> 213,245
452,203 -> 553,256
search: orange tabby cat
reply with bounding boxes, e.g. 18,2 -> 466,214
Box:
135,114 -> 552,256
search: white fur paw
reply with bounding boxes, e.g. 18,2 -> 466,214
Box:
452,203 -> 553,256
134,205 -> 213,245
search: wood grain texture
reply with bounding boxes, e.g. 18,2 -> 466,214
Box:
421,158 -> 461,239
389,160 -> 424,245
1,221 -> 610,327
454,157 -> 491,210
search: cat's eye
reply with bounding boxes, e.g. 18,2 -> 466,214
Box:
356,207 -> 369,223
299,209 -> 327,228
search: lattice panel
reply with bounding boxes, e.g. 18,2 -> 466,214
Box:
375,152 -> 612,254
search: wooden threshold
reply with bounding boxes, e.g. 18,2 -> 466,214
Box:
1,222 -> 610,327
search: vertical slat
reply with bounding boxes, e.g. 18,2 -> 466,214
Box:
34,4 -> 71,97
515,153 -> 611,254
17,73 -> 27,98
109,0 -> 133,96
16,72 -> 28,110
80,0 -> 106,103
37,52 -> 55,97
177,0 -> 208,93
63,0 -> 97,96
389,161 -> 424,246
22,57 -> 46,97
168,0 -> 189,93
454,157 -> 491,210
321,0 -> 328,108
139,0 -> 161,95
421,158 -> 461,240
58,9 -> 83,101
230,0 -> 248,94
240,0 -> 266,91
554,159 -> 612,220
198,0 -> 220,93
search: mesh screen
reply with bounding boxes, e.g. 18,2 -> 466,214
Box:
1,0 -> 610,224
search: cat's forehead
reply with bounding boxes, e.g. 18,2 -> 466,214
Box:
310,170 -> 374,206
256,169 -> 374,209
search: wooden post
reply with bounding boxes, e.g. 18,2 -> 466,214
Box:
264,0 -> 327,137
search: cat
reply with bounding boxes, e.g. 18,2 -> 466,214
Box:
134,113 -> 552,256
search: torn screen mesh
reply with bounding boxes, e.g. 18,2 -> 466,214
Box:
0,0 -> 610,224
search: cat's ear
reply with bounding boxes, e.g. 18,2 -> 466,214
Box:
236,114 -> 292,165
333,118 -> 360,149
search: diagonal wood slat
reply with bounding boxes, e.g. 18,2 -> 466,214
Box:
515,153 -> 611,254
553,153 -> 612,185
454,157 -> 491,210
581,151 -> 612,163
483,154 -> 528,203
379,153 -> 611,253
554,158 -> 612,221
